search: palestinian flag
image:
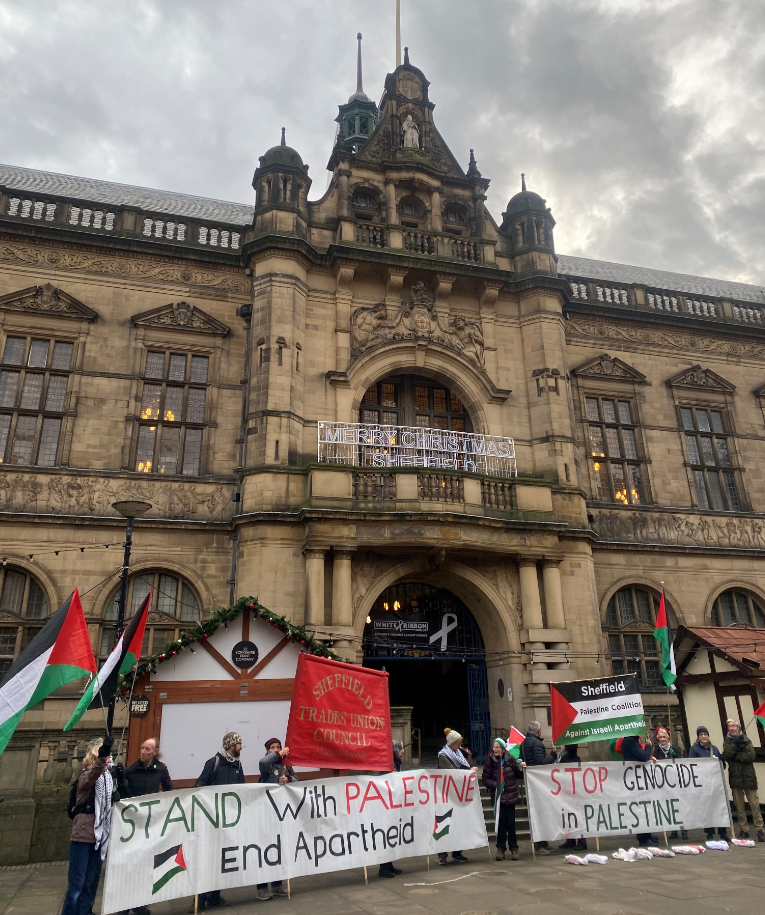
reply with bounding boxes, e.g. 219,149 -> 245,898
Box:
64,590 -> 151,731
550,674 -> 645,745
433,809 -> 453,840
755,700 -> 765,730
507,726 -> 525,760
492,741 -> 506,834
0,591 -> 95,756
653,591 -> 676,689
152,844 -> 187,894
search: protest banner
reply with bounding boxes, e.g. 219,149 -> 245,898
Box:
101,768 -> 487,914
284,654 -> 392,770
525,758 -> 731,843
550,674 -> 645,745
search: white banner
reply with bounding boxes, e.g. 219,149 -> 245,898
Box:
525,759 -> 731,843
102,769 -> 487,914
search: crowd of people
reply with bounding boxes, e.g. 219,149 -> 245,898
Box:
60,718 -> 763,914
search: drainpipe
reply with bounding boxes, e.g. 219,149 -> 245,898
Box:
231,289 -> 253,605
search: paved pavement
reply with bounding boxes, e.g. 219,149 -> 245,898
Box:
2,832 -> 763,915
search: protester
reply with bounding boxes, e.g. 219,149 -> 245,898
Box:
123,737 -> 173,797
379,739 -> 405,879
689,725 -> 729,841
436,730 -> 476,865
482,738 -> 525,860
194,732 -> 245,909
554,745 -> 587,851
621,732 -> 658,847
62,734 -> 114,915
722,719 -> 765,841
521,721 -> 556,855
255,738 -> 296,899
652,727 -> 687,839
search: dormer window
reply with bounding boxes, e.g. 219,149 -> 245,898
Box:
360,117 -> 370,134
354,192 -> 376,209
346,118 -> 356,136
402,202 -> 418,216
446,208 -> 466,224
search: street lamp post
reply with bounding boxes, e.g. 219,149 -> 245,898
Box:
108,500 -> 152,733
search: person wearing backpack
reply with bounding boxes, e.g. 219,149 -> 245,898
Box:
193,732 -> 246,909
62,734 -> 114,915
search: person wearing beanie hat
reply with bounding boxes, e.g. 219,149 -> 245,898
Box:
689,724 -> 729,840
482,738 -> 525,860
652,727 -> 687,839
436,730 -> 477,865
723,719 -> 765,841
255,738 -> 296,899
194,732 -> 246,909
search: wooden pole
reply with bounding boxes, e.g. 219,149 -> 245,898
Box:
193,895 -> 198,914
287,879 -> 291,899
427,856 -> 430,871
595,837 -> 600,853
364,866 -> 368,884
663,830 -> 669,848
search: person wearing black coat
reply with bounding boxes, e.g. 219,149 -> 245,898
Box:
688,725 -> 729,840
255,739 -> 296,900
123,738 -> 173,797
482,739 -> 525,860
621,734 -> 658,847
194,732 -> 246,910
520,722 -> 556,854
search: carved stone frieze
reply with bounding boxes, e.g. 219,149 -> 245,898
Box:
350,281 -> 485,368
0,473 -> 234,522
591,507 -> 765,550
0,283 -> 98,320
132,301 -> 230,336
0,240 -> 248,293
566,316 -> 765,359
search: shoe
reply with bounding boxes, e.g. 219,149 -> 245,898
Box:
739,830 -> 750,839
536,847 -> 551,856
134,909 -> 151,915
576,839 -> 588,850
389,866 -> 402,875
188,906 -> 204,914
757,830 -> 765,843
438,857 -> 449,866
378,868 -> 395,878
669,831 -> 679,839
558,839 -> 575,849
510,848 -> 519,861
256,888 -> 272,900
452,853 -> 469,863
719,830 -> 730,840
271,886 -> 289,897
495,846 -> 506,860
646,836 -> 659,847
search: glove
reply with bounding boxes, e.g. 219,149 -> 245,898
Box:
98,735 -> 115,758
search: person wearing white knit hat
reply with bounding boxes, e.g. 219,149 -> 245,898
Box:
436,730 -> 477,865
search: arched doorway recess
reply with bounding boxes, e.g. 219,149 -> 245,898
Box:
362,581 -> 491,761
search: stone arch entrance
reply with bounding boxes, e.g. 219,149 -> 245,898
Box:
362,581 -> 492,762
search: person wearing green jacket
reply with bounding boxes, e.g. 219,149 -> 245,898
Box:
722,719 -> 765,841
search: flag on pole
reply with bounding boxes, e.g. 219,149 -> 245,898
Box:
653,590 -> 676,689
492,738 -> 507,833
754,700 -> 765,730
64,589 -> 151,731
507,726 -> 525,760
0,590 -> 96,755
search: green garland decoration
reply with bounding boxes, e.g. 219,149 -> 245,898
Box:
118,595 -> 343,693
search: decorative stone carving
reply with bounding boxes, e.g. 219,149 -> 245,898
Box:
572,353 -> 647,383
132,302 -> 230,336
0,283 -> 98,320
666,364 -> 735,392
350,282 -> 485,368
591,508 -> 765,550
402,115 -> 420,149
351,553 -> 403,614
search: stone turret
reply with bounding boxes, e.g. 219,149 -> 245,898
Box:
499,174 -> 556,274
252,128 -> 311,235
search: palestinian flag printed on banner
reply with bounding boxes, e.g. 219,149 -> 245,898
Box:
550,674 -> 645,745
152,844 -> 187,894
494,753 -> 505,834
507,726 -> 525,760
755,700 -> 765,730
64,590 -> 152,731
653,591 -> 676,689
433,809 -> 453,840
0,590 -> 96,755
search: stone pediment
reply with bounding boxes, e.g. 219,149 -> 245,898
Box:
572,353 -> 647,384
666,364 -> 735,392
350,282 -> 485,370
132,301 -> 230,336
0,283 -> 97,321
752,382 -> 765,397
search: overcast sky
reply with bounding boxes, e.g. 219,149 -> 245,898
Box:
1,0 -> 763,286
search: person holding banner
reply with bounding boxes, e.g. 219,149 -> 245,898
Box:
482,738 -> 524,860
723,719 -> 765,841
689,726 -> 730,841
255,738 -> 296,899
436,731 -> 475,865
652,726 -> 688,840
621,732 -> 659,847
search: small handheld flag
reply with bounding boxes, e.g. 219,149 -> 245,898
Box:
754,700 -> 765,730
507,726 -> 525,760
0,590 -> 96,756
653,590 -> 676,689
64,589 -> 152,731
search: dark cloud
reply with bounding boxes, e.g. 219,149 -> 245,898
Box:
0,0 -> 762,285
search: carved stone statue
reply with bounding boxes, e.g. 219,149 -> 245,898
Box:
350,302 -> 395,352
450,315 -> 485,365
402,115 -> 420,149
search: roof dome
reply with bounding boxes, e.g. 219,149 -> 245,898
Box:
506,190 -> 546,214
260,129 -> 305,170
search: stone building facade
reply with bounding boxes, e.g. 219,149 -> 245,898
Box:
1,49 -> 765,858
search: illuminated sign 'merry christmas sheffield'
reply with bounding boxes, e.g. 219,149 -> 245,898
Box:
318,421 -> 517,477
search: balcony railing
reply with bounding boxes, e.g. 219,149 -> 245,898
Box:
356,223 -> 386,248
353,472 -> 396,500
403,230 -> 436,255
418,473 -> 463,503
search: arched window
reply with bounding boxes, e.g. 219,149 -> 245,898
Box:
353,192 -> 377,210
101,571 -> 201,660
0,567 -> 49,676
360,375 -> 472,432
711,589 -> 765,627
605,586 -> 675,690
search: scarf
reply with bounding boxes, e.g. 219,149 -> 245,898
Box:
438,745 -> 469,768
93,769 -> 113,861
220,748 -> 241,765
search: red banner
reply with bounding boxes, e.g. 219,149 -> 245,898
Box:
284,654 -> 392,771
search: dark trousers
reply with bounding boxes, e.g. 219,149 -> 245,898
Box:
256,882 -> 283,889
200,890 -> 221,907
62,841 -> 102,915
637,833 -> 651,845
437,851 -> 462,861
496,804 -> 517,850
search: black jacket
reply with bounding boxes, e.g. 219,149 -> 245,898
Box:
521,732 -> 556,766
482,753 -> 523,806
653,742 -> 683,761
124,758 -> 173,797
621,736 -> 653,762
258,751 -> 297,785
196,752 -> 245,787
722,734 -> 758,789
689,740 -> 724,766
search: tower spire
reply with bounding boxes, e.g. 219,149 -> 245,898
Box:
348,32 -> 370,102
396,0 -> 401,67
521,172 -> 526,192
281,127 -> 286,146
